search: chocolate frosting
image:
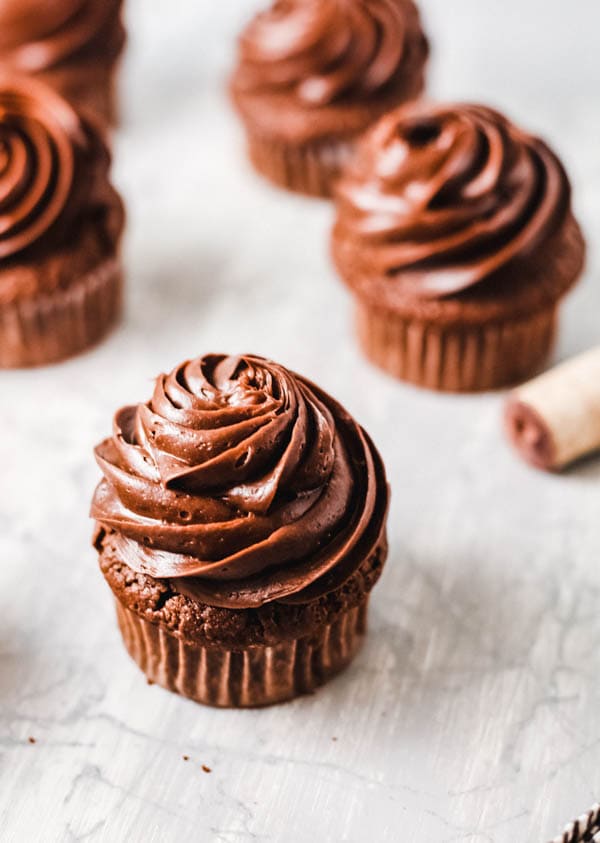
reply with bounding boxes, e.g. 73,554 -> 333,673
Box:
92,354 -> 389,609
0,0 -> 124,71
234,0 -> 428,107
0,74 -> 123,263
334,103 -> 572,298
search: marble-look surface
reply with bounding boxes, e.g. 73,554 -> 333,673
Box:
1,2 -> 599,841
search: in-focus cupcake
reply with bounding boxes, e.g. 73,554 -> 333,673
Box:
0,75 -> 124,368
332,103 -> 586,391
91,354 -> 389,707
0,0 -> 125,124
230,0 -> 429,198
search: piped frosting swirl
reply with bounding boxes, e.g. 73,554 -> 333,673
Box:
334,103 -> 572,298
92,354 -> 388,609
0,75 -> 123,261
0,0 -> 124,71
234,0 -> 428,107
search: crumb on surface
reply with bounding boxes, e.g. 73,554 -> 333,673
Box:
182,755 -> 190,761
332,737 -> 338,741
202,765 -> 212,773
28,737 -> 36,745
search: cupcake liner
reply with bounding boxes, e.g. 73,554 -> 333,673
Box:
355,298 -> 558,392
0,257 -> 122,368
115,597 -> 369,708
246,131 -> 356,198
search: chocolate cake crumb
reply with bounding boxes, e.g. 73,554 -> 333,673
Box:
98,528 -> 386,649
182,755 -> 190,761
202,765 -> 212,774
28,737 -> 36,744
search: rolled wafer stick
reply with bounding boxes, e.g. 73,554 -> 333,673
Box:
505,347 -> 600,471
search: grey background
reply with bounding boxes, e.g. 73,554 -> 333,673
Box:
1,1 -> 599,840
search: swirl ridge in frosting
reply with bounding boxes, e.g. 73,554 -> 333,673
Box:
233,0 -> 428,107
92,354 -> 389,609
0,0 -> 124,72
333,103 -> 573,298
0,78 -> 78,258
0,74 -> 122,262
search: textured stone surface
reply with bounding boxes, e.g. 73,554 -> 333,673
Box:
1,1 -> 599,840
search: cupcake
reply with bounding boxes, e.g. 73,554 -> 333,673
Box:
0,0 -> 125,124
230,0 -> 429,198
332,103 -> 586,391
91,354 -> 389,707
0,75 -> 124,368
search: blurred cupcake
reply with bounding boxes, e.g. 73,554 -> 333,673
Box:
0,0 -> 125,124
230,0 -> 429,198
0,75 -> 124,368
92,354 -> 389,707
332,103 -> 586,391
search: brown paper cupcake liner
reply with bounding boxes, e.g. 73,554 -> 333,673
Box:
550,802 -> 600,843
115,597 -> 369,708
356,298 -> 558,392
0,257 -> 122,368
246,131 -> 356,198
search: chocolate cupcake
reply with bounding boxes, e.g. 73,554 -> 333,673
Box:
0,75 -> 124,368
332,103 -> 586,391
0,0 -> 125,124
230,0 -> 429,198
91,354 -> 389,707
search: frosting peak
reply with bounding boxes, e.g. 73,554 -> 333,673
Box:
334,103 -> 572,298
235,0 -> 428,107
92,355 -> 388,609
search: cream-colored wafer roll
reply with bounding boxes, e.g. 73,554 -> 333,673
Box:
505,347 -> 600,471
